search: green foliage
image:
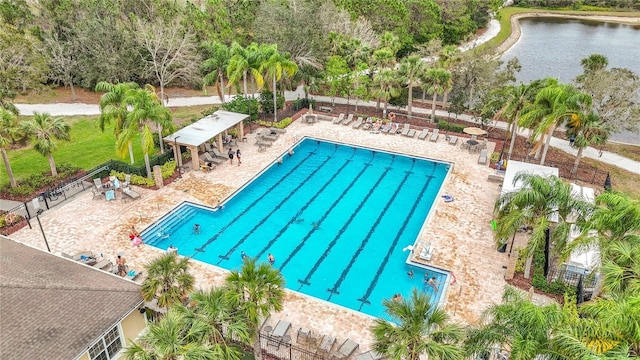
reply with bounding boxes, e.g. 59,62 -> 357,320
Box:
1,163 -> 80,198
222,96 -> 259,122
490,151 -> 501,163
258,90 -> 285,114
292,97 -> 316,111
256,117 -> 292,129
436,120 -> 465,133
0,211 -> 23,228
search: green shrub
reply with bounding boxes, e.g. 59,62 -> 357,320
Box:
160,160 -> 177,179
436,120 -> 465,133
256,117 -> 292,129
222,96 -> 259,122
0,212 -> 23,228
293,98 -> 316,111
490,152 -> 501,163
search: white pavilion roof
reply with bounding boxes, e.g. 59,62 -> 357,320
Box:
163,110 -> 249,147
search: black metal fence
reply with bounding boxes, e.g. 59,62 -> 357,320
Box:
507,152 -> 608,185
258,333 -> 323,360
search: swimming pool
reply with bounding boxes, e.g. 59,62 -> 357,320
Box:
141,138 -> 451,318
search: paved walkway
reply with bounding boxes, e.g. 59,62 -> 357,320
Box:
15,89 -> 640,175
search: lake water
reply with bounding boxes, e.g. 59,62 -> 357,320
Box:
501,17 -> 640,143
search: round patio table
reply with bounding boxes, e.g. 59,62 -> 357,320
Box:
466,139 -> 479,146
463,127 -> 487,136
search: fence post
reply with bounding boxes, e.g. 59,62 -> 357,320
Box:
23,201 -> 31,219
41,192 -> 50,210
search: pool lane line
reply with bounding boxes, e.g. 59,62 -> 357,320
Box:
357,164 -> 438,308
216,151 -> 337,264
278,154 -> 376,274
254,147 -> 359,261
295,156 -> 396,289
191,148 -> 319,255
326,159 -> 416,300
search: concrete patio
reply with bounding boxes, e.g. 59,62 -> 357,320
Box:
7,117 -> 511,354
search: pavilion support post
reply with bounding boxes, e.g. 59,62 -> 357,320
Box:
173,143 -> 181,168
237,122 -> 244,139
189,146 -> 199,171
217,134 -> 223,152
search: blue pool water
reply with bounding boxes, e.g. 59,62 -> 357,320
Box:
141,138 -> 451,319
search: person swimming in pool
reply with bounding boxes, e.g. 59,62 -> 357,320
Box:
193,224 -> 200,234
268,253 -> 275,265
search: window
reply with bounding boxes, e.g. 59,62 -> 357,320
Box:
88,326 -> 122,360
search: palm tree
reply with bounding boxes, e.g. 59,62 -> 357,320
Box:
578,295 -> 640,356
576,53 -> 609,82
95,81 -> 140,164
123,306 -> 225,360
571,192 -> 640,296
189,287 -> 252,346
260,45 -> 298,121
141,252 -> 195,309
437,45 -> 460,108
227,42 -> 264,97
372,289 -> 464,360
399,56 -> 426,117
225,258 -> 285,360
372,69 -> 400,114
124,85 -> 174,177
566,111 -> 610,174
202,42 -> 230,103
488,80 -> 548,160
351,62 -> 371,112
466,286 -> 566,360
494,173 -> 593,260
21,112 -> 70,177
520,83 -> 592,166
0,108 -> 23,187
424,68 -> 452,122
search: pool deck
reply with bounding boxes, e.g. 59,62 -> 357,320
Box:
7,118 -> 509,353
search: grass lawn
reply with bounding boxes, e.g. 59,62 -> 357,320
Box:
1,116 -> 145,187
1,105 -> 218,188
476,7 -> 640,53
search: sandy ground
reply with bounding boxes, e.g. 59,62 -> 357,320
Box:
6,118 -> 530,354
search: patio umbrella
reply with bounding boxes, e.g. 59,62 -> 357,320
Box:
576,275 -> 584,305
463,127 -> 488,136
604,172 -> 612,191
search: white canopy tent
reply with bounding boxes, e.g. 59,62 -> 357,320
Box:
163,110 -> 249,171
501,161 -> 560,222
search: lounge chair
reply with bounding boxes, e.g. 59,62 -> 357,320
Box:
92,259 -> 113,271
91,187 -> 103,200
355,350 -> 385,360
478,149 -> 488,165
125,269 -> 143,281
202,152 -> 224,165
333,113 -> 345,124
256,140 -> 272,148
480,138 -> 488,149
122,186 -> 141,201
337,339 -> 360,359
204,142 -> 215,153
105,190 -> 116,201
352,117 -> 364,129
429,129 -> 440,142
405,128 -> 416,138
448,136 -> 458,145
417,128 -> 429,140
211,147 -> 228,160
317,335 -> 336,356
342,114 -> 354,126
270,127 -> 286,134
272,320 -> 291,338
260,133 -> 278,142
400,123 -> 411,136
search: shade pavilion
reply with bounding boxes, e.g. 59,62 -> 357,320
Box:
163,110 -> 249,170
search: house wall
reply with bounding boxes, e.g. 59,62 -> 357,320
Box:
120,309 -> 146,344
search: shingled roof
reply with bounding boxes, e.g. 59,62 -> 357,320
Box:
0,237 -> 143,360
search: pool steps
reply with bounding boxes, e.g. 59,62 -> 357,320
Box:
142,204 -> 197,246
